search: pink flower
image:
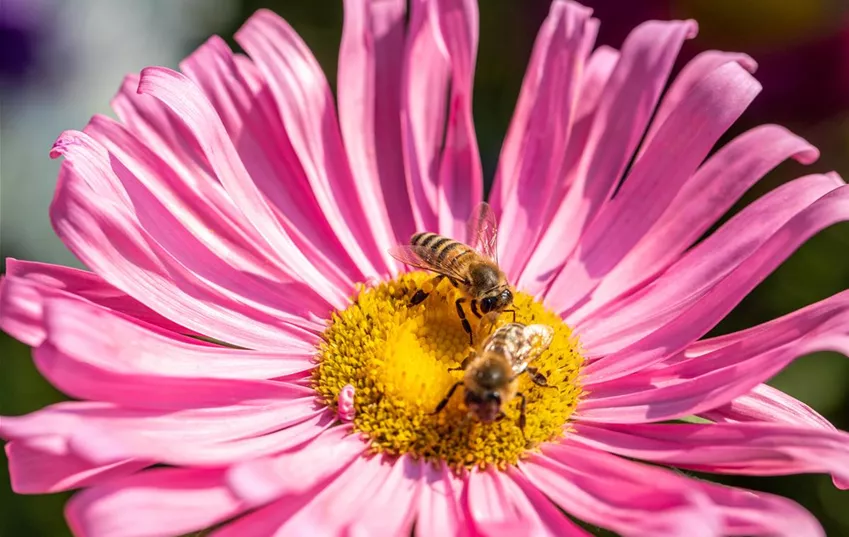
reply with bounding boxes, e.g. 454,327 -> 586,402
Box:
2,1 -> 849,536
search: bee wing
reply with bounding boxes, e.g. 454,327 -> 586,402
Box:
512,324 -> 554,374
388,244 -> 470,284
466,202 -> 499,262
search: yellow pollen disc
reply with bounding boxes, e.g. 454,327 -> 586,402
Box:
313,272 -> 584,470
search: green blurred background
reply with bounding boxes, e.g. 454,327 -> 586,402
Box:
1,0 -> 849,535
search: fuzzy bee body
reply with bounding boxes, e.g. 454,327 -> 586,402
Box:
390,203 -> 514,344
434,321 -> 555,434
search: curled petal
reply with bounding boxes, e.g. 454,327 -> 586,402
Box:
179,36 -> 363,289
338,0 -> 414,246
547,60 -> 762,316
400,0 -> 450,231
578,173 -> 843,357
575,124 -> 819,322
581,184 -> 849,382
432,0 -> 484,239
522,19 -> 697,294
574,421 -> 849,490
495,1 -> 596,278
704,383 -> 837,432
49,133 -> 318,350
578,303 -> 849,422
136,66 -> 352,302
235,10 -> 393,276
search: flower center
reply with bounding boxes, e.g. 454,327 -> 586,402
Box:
313,272 -> 584,469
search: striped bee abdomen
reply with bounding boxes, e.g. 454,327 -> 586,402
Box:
411,232 -> 472,264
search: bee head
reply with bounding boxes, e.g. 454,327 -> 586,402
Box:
480,288 -> 513,313
465,390 -> 502,423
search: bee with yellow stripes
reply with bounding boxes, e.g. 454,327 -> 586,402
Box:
389,202 -> 515,345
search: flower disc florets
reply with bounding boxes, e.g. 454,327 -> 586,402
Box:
314,272 -> 584,469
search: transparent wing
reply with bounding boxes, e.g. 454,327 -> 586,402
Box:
466,202 -> 499,262
388,244 -> 470,284
512,324 -> 554,374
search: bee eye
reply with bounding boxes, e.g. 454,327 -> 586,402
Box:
480,297 -> 496,312
500,290 -> 513,304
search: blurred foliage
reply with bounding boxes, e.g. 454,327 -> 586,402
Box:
2,0 -> 849,536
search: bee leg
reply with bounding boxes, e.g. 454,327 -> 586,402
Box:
517,392 -> 527,439
470,299 -> 482,318
409,275 -> 445,306
526,367 -> 556,389
454,298 -> 473,346
495,411 -> 507,422
502,309 -> 516,322
431,381 -> 463,415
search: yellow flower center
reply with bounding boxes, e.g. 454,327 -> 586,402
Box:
313,272 -> 584,470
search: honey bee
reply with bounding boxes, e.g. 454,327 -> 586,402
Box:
389,202 -> 514,345
432,320 -> 555,435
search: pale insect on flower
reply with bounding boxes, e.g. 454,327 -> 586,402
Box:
1,0 -> 849,536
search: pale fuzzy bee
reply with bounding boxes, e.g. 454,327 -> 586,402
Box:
433,320 -> 555,435
389,202 -> 514,345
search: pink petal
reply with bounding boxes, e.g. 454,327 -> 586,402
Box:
110,73 -> 349,298
36,294 -> 313,381
415,462 -> 470,537
521,441 -> 721,537
234,10 -> 393,276
110,74 -> 211,191
432,0 -> 484,239
545,60 -> 761,316
225,455 -> 419,536
338,0 -> 415,246
578,173 -> 842,357
521,19 -> 697,295
686,481 -> 824,537
579,183 -> 849,382
32,342 -> 304,411
515,44 -> 620,290
467,468 -> 586,536
400,0 -> 450,232
578,296 -> 849,422
135,66 -> 353,302
506,469 -> 592,536
573,422 -> 849,490
2,259 -> 188,344
49,137 -> 318,351
705,383 -> 836,432
639,50 -> 757,152
226,426 -> 363,508
81,115 -> 335,326
65,467 -> 245,537
5,441 -> 147,494
491,1 -> 596,215
495,1 -> 596,278
179,36 -> 364,289
0,397 -> 327,467
573,122 -> 818,323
